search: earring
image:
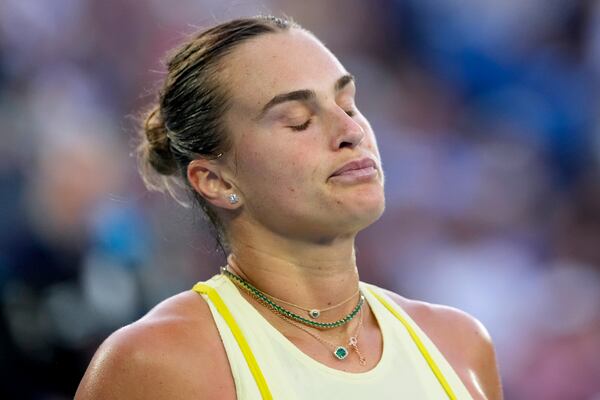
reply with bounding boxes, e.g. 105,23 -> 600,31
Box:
228,193 -> 239,205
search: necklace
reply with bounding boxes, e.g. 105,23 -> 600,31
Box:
222,267 -> 364,330
276,305 -> 367,365
227,256 -> 360,319
265,287 -> 359,320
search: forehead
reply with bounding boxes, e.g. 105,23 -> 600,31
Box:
222,29 -> 348,112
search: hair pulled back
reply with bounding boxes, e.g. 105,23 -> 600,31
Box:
137,16 -> 297,250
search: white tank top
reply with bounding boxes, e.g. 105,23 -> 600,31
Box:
193,274 -> 473,399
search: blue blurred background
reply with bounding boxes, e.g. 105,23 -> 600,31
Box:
1,1 -> 599,399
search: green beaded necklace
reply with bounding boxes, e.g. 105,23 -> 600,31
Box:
221,267 -> 364,330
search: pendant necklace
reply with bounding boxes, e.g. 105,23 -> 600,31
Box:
267,287 -> 359,320
223,265 -> 367,365
222,266 -> 364,330
276,305 -> 367,365
226,256 -> 360,320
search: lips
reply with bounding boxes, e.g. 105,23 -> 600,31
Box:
330,157 -> 377,177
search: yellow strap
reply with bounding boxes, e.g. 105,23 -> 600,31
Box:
367,288 -> 457,400
192,283 -> 273,400
193,281 -> 456,399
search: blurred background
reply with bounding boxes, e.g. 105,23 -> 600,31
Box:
0,0 -> 599,398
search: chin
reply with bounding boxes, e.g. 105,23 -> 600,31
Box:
345,188 -> 386,229
361,198 -> 386,226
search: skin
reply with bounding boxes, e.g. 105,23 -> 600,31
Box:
75,29 -> 503,399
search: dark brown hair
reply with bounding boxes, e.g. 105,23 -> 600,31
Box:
137,15 -> 298,251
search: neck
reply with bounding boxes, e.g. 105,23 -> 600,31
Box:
227,225 -> 361,313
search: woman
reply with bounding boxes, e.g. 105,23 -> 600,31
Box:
76,16 -> 502,399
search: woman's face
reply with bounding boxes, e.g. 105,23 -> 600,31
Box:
221,29 -> 385,241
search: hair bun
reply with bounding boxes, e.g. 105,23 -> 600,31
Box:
141,106 -> 178,176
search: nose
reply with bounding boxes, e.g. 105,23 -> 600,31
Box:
330,107 -> 365,150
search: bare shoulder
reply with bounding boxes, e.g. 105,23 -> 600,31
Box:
75,290 -> 235,400
381,289 -> 503,400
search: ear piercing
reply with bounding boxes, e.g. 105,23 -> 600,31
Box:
228,193 -> 240,205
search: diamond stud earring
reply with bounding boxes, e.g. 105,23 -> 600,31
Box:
228,193 -> 240,205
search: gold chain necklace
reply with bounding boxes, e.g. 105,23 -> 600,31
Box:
227,256 -> 360,319
276,303 -> 367,364
222,267 -> 364,330
226,271 -> 367,364
265,287 -> 360,320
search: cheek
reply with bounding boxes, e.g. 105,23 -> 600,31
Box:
236,141 -> 314,199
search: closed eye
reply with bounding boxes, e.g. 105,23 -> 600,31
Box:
288,109 -> 355,132
289,119 -> 312,132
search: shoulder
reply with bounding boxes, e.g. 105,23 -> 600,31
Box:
75,290 -> 235,400
380,288 -> 503,400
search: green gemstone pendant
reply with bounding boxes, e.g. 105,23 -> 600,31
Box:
309,309 -> 320,319
334,346 -> 349,360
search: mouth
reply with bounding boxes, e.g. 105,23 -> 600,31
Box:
329,157 -> 378,182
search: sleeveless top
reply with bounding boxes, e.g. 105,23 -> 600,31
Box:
193,274 -> 473,400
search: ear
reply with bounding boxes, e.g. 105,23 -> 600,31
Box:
187,158 -> 241,210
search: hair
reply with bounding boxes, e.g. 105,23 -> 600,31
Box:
137,15 -> 299,252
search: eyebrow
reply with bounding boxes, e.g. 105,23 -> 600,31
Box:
257,73 -> 355,119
